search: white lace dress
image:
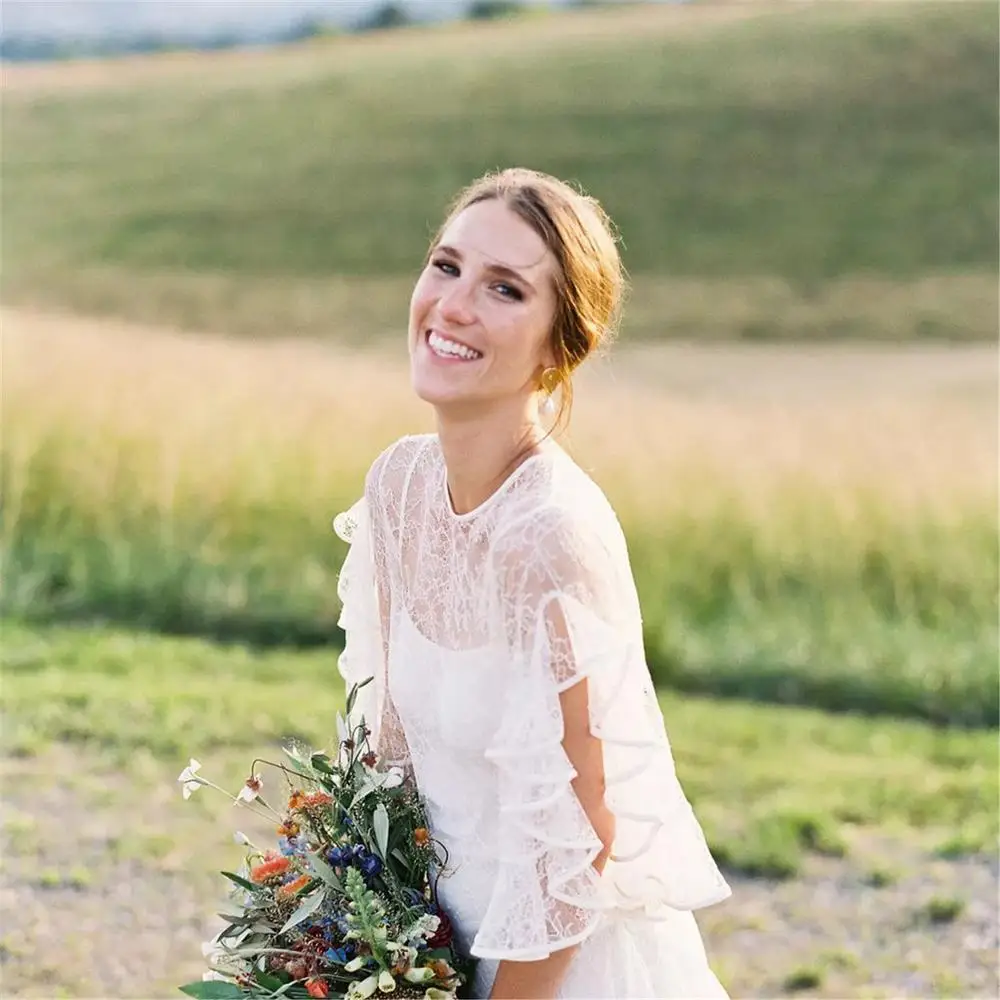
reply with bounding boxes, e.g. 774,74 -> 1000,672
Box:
334,434 -> 731,999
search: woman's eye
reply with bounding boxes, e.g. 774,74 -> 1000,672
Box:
493,283 -> 523,301
433,259 -> 459,276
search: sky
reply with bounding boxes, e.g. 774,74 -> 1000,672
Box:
2,0 -> 562,41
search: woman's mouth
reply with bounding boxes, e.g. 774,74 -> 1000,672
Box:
425,329 -> 483,362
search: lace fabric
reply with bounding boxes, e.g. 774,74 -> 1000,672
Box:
334,434 -> 730,982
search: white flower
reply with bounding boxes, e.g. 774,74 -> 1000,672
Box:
202,971 -> 228,982
344,955 -> 367,973
403,967 -> 434,984
375,766 -> 404,790
387,943 -> 417,968
377,969 -> 396,993
347,975 -> 379,1000
404,913 -> 439,943
235,773 -> 263,805
423,989 -> 454,1000
177,758 -> 203,799
233,831 -> 252,846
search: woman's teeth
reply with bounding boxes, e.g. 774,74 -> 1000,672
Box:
427,331 -> 482,360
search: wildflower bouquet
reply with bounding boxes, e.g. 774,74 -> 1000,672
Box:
178,683 -> 472,1000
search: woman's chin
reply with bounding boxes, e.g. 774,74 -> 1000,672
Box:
411,372 -> 471,410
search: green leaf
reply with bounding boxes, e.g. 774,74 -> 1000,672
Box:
310,753 -> 335,775
280,745 -> 315,779
373,803 -> 389,859
221,871 -> 259,894
350,781 -> 377,810
307,853 -> 343,891
252,970 -> 286,993
346,677 -> 373,717
178,983 -> 245,999
279,889 -> 325,935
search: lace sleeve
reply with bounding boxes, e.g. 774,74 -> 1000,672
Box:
470,506 -> 730,962
333,492 -> 411,774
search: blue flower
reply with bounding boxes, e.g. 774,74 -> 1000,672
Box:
327,846 -> 346,867
325,946 -> 350,965
278,836 -> 298,857
359,854 -> 382,879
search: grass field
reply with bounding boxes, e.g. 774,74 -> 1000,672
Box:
2,1 -> 997,342
4,308 -> 997,724
1,617 -> 997,997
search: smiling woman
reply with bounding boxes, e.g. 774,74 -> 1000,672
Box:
333,168 -> 730,1000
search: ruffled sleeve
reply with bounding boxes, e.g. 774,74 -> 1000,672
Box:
332,497 -> 382,739
471,506 -> 730,962
333,494 -> 410,771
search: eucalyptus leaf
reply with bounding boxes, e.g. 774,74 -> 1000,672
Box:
309,753 -> 335,775
178,983 -> 244,1000
346,677 -> 373,717
280,745 -> 314,779
307,854 -> 343,891
373,803 -> 390,859
349,782 -> 377,810
278,889 -> 324,935
220,870 -> 258,894
252,970 -> 287,993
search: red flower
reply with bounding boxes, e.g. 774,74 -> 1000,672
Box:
361,751 -> 377,768
427,909 -> 454,949
250,856 -> 291,883
306,978 -> 329,998
303,791 -> 333,809
277,874 -> 311,898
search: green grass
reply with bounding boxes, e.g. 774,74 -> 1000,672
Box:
2,618 -> 997,880
4,316 -> 996,725
2,1 -> 997,342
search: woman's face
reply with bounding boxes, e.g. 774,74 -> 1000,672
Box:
408,199 -> 559,416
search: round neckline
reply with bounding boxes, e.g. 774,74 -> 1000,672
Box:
437,436 -> 560,522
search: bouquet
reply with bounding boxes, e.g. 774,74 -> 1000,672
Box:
178,682 -> 473,1000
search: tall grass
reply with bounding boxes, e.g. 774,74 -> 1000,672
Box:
2,1 -> 997,342
4,310 -> 996,724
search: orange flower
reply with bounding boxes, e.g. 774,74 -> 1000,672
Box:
413,827 -> 429,847
305,978 -> 329,998
277,874 -> 311,898
250,856 -> 291,882
288,790 -> 307,810
277,820 -> 300,838
430,959 -> 456,980
303,791 -> 333,809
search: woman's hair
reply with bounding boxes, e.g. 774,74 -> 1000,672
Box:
430,167 -> 627,429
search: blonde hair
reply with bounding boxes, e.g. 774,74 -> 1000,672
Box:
430,167 -> 627,429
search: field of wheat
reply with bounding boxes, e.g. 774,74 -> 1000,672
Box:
5,308 -> 996,723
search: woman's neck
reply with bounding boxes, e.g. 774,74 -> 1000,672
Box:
435,405 -> 547,516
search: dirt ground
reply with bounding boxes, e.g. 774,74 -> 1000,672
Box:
1,749 -> 996,1000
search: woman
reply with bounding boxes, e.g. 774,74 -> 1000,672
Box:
334,168 -> 731,999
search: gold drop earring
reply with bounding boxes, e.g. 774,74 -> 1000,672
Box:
539,367 -> 560,418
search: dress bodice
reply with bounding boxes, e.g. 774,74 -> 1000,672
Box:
333,432 -> 731,992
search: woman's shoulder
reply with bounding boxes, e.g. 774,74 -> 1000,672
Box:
363,433 -> 437,499
496,451 -> 627,567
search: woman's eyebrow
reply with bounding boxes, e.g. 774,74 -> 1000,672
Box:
434,243 -> 537,293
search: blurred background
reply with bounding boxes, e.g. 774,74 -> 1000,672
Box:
1,1 -> 997,997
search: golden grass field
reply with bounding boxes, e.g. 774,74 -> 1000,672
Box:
2,306 -> 998,998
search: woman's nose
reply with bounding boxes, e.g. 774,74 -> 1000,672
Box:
437,279 -> 476,325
